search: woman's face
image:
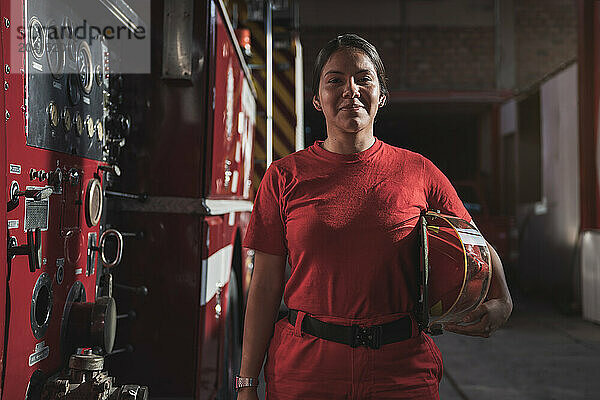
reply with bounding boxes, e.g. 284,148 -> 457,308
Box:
313,48 -> 385,136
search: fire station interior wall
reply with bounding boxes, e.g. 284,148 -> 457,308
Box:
517,91 -> 542,204
581,230 -> 600,323
300,0 -> 576,94
516,63 -> 580,304
500,100 -> 517,215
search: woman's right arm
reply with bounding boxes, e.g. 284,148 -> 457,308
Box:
237,250 -> 287,400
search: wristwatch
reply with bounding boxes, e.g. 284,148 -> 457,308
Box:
235,376 -> 258,392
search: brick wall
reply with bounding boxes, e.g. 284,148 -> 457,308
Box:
299,0 -> 577,93
515,0 -> 577,89
301,26 -> 495,93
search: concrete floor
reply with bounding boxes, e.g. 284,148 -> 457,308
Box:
435,295 -> 600,400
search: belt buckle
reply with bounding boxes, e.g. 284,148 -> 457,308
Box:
351,324 -> 382,349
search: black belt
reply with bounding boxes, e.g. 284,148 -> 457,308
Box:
287,310 -> 413,350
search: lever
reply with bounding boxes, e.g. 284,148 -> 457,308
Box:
89,229 -> 124,268
117,310 -> 137,320
120,231 -> 144,240
114,283 -> 148,296
7,228 -> 42,272
98,164 -> 121,177
108,344 -> 134,355
104,190 -> 147,202
7,187 -> 53,212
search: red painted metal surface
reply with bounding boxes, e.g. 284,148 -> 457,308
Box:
0,3 -> 7,395
209,5 -> 255,199
1,0 -> 105,397
100,1 -> 255,398
0,0 -> 256,398
3,157 -> 102,400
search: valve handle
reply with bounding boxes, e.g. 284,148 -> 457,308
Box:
7,228 -> 42,272
27,228 -> 42,272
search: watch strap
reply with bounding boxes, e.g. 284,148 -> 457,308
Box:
235,376 -> 258,391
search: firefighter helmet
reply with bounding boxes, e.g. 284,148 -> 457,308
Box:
415,211 -> 492,333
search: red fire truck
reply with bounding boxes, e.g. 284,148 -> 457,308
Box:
1,0 -> 256,398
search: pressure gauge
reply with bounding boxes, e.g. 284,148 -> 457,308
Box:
48,101 -> 59,127
74,112 -> 83,136
62,17 -> 77,61
77,41 -> 93,94
46,22 -> 65,78
85,115 -> 94,138
63,108 -> 72,132
95,120 -> 104,142
28,17 -> 45,59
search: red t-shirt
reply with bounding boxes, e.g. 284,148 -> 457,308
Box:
243,138 -> 470,319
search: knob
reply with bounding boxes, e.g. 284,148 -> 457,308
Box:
48,168 -> 63,191
38,170 -> 47,182
68,168 -> 81,185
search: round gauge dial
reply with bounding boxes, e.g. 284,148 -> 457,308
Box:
28,17 -> 45,59
63,108 -> 72,131
62,17 -> 77,61
95,120 -> 104,142
48,102 -> 59,127
74,112 -> 83,136
85,178 -> 103,227
77,41 -> 94,94
46,22 -> 65,78
85,115 -> 94,138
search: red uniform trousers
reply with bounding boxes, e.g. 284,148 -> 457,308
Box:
264,312 -> 443,400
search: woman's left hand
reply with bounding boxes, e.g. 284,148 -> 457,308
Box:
443,298 -> 512,338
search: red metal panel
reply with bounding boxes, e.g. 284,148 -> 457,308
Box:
208,2 -> 255,200
1,1 -> 105,397
578,0 -> 600,230
0,1 -> 7,395
3,158 -> 101,400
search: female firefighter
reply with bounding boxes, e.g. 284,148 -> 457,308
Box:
237,34 -> 512,399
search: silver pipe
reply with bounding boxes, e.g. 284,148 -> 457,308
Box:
266,0 -> 273,167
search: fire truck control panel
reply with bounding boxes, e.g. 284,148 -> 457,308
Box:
1,0 -> 257,399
